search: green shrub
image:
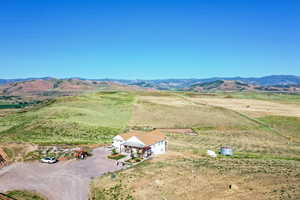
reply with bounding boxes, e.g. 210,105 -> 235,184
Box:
112,149 -> 117,155
6,190 -> 46,200
108,154 -> 126,160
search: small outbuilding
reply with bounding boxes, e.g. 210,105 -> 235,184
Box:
220,147 -> 233,156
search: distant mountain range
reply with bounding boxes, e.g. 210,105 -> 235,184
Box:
0,75 -> 300,94
0,78 -> 146,97
124,75 -> 300,90
186,80 -> 300,93
1,75 -> 300,87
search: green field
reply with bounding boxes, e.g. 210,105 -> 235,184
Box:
0,92 -> 134,144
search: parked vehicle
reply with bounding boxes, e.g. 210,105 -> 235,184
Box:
40,157 -> 57,164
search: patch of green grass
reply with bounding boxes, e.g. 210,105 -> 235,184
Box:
232,152 -> 300,162
258,115 -> 300,140
90,182 -> 134,200
5,190 -> 46,200
1,119 -> 121,145
192,127 -> 215,131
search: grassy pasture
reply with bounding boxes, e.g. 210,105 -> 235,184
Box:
129,95 -> 259,129
0,90 -> 299,199
0,92 -> 134,144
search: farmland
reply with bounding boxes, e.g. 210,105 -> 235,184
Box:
0,90 -> 300,199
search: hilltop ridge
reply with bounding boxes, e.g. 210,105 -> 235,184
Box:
1,75 -> 300,94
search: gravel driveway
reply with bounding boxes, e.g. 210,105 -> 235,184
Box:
0,147 -> 122,200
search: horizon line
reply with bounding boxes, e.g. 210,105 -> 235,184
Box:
0,74 -> 300,81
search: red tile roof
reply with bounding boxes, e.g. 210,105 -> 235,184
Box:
119,130 -> 166,146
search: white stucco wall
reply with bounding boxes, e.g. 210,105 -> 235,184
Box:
150,140 -> 166,154
112,135 -> 125,152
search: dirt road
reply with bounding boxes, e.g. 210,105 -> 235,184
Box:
0,147 -> 121,200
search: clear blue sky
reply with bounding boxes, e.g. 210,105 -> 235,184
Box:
1,0 -> 300,79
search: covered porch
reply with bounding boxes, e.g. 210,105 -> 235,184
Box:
121,142 -> 152,158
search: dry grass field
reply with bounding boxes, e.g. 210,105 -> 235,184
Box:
91,131 -> 300,200
91,91 -> 300,200
129,94 -> 258,129
186,97 -> 300,118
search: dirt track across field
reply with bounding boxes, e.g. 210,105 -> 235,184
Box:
189,97 -> 300,117
0,147 -> 121,200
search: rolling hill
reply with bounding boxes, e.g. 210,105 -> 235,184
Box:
0,78 -> 146,97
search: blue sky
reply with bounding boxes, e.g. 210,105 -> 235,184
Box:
1,0 -> 300,79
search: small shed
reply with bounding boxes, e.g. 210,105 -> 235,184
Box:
220,147 -> 233,156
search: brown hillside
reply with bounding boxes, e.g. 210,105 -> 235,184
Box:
188,80 -> 300,92
0,79 -> 151,96
4,80 -> 53,94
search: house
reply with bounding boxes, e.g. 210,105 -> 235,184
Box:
112,130 -> 167,157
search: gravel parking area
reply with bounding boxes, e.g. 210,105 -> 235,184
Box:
0,147 -> 121,200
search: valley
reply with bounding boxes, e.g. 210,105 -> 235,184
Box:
0,86 -> 299,200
